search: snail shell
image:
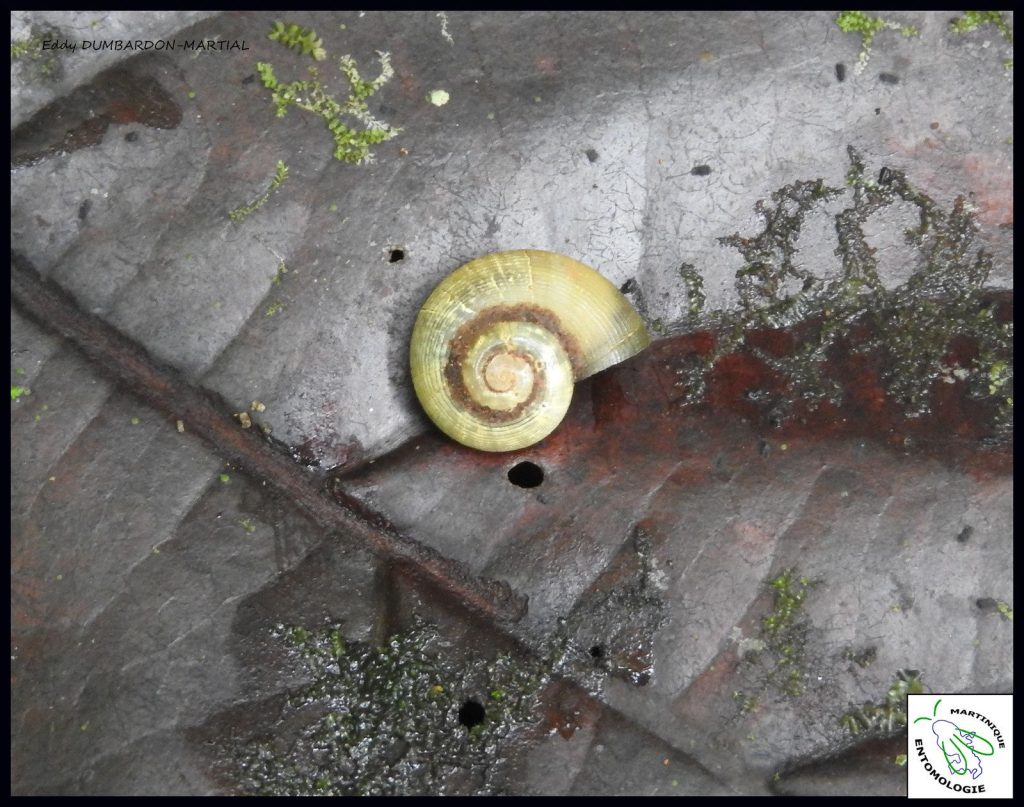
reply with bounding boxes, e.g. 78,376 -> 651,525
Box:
410,249 -> 650,452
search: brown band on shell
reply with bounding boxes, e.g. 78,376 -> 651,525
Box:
443,304 -> 583,425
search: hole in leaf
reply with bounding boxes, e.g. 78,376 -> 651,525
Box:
458,699 -> 485,728
508,461 -> 543,488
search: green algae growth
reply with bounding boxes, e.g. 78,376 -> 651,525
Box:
227,618 -> 553,795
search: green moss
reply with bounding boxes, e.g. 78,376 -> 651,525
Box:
270,261 -> 288,285
720,179 -> 845,329
219,473 -> 231,483
995,600 -> 1013,622
729,568 -> 818,709
844,646 -> 878,668
732,690 -> 759,716
839,669 -> 925,736
679,263 -> 706,321
10,27 -> 62,82
987,360 -> 1011,395
11,385 -> 30,401
268,20 -> 327,61
757,570 -> 817,696
698,147 -> 1014,433
228,619 -> 551,795
229,160 -> 290,222
10,35 -> 41,60
265,301 -> 283,317
949,11 -> 1012,42
835,11 -> 918,75
762,569 -> 813,640
257,23 -> 401,164
239,518 -> 257,534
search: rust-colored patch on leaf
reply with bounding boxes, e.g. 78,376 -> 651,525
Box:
962,153 -> 1013,228
12,67 -> 182,167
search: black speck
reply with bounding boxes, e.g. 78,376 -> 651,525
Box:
835,62 -> 846,83
956,526 -> 974,544
690,164 -> 712,176
874,107 -> 882,115
878,166 -> 895,186
242,73 -> 256,85
620,277 -> 638,294
387,248 -> 405,264
124,131 -> 139,142
878,73 -> 899,85
975,597 -> 998,612
585,148 -> 599,162
77,199 -> 91,221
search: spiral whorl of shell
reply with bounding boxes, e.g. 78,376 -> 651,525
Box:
410,250 -> 650,452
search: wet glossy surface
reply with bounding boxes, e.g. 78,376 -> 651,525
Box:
11,10 -> 1012,795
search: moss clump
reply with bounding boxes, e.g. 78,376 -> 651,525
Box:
731,569 -> 817,708
268,20 -> 327,61
732,690 -> 759,716
841,147 -> 1011,423
228,160 -> 289,222
691,146 -> 1013,438
680,263 -> 706,322
10,34 -> 42,60
720,179 -> 844,329
949,11 -> 1013,42
11,385 -> 30,401
835,11 -> 918,75
839,669 -> 925,735
270,261 -> 288,285
761,569 -> 816,697
229,619 -> 550,796
762,569 -> 813,640
10,27 -> 62,81
257,21 -> 400,164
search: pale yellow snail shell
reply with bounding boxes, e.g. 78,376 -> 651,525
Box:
410,250 -> 650,452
